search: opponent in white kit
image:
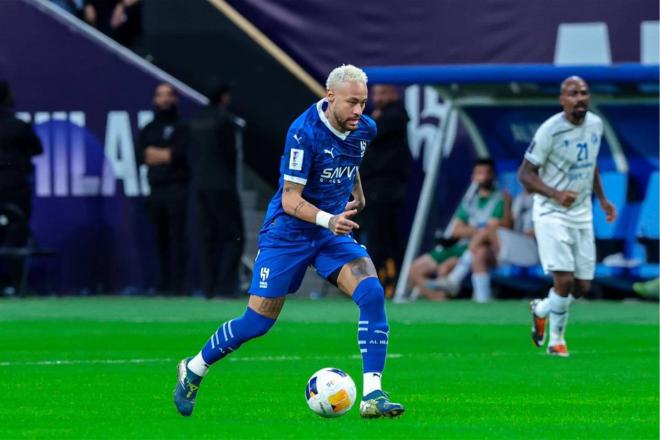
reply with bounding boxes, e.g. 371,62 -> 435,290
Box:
518,76 -> 617,357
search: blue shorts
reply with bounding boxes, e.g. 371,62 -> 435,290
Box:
248,231 -> 369,298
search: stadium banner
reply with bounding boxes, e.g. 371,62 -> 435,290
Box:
0,0 -> 204,293
225,0 -> 657,79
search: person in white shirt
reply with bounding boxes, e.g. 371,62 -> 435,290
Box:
518,76 -> 617,357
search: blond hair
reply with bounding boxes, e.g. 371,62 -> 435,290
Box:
325,64 -> 368,90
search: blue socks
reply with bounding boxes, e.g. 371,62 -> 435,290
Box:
201,307 -> 276,365
195,278 -> 388,379
352,277 -> 389,374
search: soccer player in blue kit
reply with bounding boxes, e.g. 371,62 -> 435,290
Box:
174,65 -> 404,418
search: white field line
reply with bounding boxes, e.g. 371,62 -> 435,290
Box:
0,358 -> 172,367
0,354 -> 403,367
0,348 -> 656,367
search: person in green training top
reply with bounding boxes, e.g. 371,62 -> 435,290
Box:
408,159 -> 511,301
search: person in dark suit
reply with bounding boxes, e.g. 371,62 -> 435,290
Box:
189,83 -> 244,298
0,81 -> 43,294
137,83 -> 189,294
359,85 -> 411,296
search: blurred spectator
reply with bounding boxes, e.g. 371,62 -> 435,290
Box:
83,0 -> 142,46
51,0 -> 85,18
189,82 -> 244,298
429,190 -> 537,300
0,81 -> 43,294
408,159 -> 509,301
359,85 -> 411,296
137,83 -> 189,295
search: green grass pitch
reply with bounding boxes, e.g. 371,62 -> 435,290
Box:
0,297 -> 657,439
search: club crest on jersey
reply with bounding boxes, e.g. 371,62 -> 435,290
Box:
360,140 -> 367,157
320,165 -> 358,183
591,133 -> 598,144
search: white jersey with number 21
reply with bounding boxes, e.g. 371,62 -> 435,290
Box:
524,111 -> 603,228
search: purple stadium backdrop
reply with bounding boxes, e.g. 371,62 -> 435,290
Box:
0,0 -> 204,293
226,0 -> 657,78
0,0 -> 656,292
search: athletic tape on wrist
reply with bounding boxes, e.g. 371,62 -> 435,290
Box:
315,211 -> 333,229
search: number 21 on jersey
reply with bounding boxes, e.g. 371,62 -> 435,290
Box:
576,142 -> 588,161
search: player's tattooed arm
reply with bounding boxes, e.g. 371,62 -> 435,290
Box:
293,200 -> 308,218
345,171 -> 366,213
282,180 -> 320,223
281,180 -> 359,234
518,159 -> 577,207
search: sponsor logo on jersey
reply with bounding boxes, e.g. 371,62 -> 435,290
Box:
360,140 -> 367,157
293,133 -> 303,144
323,147 -> 335,159
320,165 -> 358,183
289,148 -> 304,171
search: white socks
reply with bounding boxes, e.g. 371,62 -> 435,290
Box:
187,352 -> 209,377
534,290 -> 553,318
448,251 -> 472,286
363,372 -> 382,396
471,272 -> 491,303
548,289 -> 572,345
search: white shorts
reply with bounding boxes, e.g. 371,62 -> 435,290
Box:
534,221 -> 596,280
496,228 -> 539,267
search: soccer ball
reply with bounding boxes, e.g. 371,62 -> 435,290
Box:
305,368 -> 357,418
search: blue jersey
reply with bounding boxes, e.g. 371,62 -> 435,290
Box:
260,99 -> 377,240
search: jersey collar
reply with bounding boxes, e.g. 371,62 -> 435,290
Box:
316,99 -> 350,140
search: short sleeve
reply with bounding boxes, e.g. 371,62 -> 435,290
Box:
281,128 -> 313,185
455,202 -> 469,224
491,197 -> 505,220
524,123 -> 552,167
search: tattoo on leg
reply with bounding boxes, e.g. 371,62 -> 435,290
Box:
349,258 -> 376,281
293,201 -> 307,218
257,297 -> 284,315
